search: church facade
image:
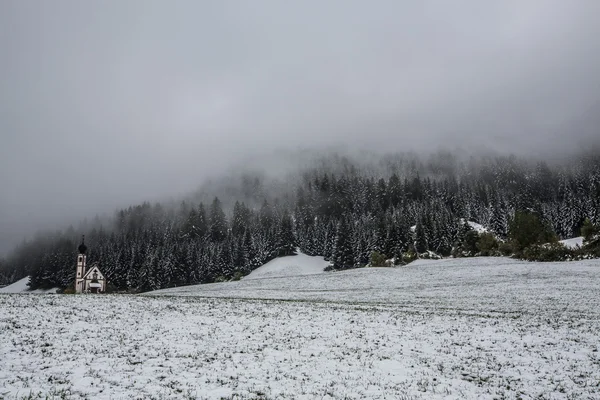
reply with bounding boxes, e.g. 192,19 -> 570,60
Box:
75,237 -> 107,294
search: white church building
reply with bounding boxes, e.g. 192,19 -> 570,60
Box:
75,236 -> 107,294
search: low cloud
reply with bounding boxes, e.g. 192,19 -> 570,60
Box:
1,0 -> 599,253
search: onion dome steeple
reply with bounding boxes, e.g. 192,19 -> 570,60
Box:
78,235 -> 87,255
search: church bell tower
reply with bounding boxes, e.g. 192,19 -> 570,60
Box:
75,235 -> 87,293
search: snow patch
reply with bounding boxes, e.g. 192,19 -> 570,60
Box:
560,236 -> 584,249
459,219 -> 488,234
412,220 -> 489,234
244,251 -> 329,280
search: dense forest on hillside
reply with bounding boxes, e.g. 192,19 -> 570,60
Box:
1,151 -> 599,291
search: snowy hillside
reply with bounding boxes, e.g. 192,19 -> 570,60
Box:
0,276 -> 58,294
150,257 -> 600,315
244,251 -> 329,280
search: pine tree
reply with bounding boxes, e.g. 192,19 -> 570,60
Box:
509,211 -> 557,252
196,203 -> 208,239
388,173 -> 403,207
231,201 -> 250,237
490,196 -> 508,239
233,236 -> 247,274
332,218 -> 355,270
274,213 -> 297,257
414,220 -> 428,253
218,238 -> 234,278
209,197 -> 228,242
181,207 -> 198,239
582,218 -> 598,243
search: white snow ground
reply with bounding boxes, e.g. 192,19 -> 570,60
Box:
560,236 -> 584,249
1,257 -> 599,399
0,276 -> 58,294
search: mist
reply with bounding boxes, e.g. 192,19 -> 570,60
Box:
2,1 -> 600,255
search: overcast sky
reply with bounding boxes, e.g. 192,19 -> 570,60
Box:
1,1 -> 600,254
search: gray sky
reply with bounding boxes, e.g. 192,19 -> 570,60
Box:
1,1 -> 600,254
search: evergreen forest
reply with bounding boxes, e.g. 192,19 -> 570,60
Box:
1,151 -> 599,292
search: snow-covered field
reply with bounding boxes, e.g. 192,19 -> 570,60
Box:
1,257 -> 599,399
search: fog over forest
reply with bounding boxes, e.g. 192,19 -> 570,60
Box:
1,1 -> 600,255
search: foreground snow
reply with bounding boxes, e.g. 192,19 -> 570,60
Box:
1,258 -> 599,399
0,276 -> 58,294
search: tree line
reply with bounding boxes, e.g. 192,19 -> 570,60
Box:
1,151 -> 599,291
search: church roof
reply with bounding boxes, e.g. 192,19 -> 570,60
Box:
82,263 -> 105,280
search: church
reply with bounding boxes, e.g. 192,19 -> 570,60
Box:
74,236 -> 107,294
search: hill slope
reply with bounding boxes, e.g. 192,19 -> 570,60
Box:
149,257 -> 600,317
0,277 -> 58,294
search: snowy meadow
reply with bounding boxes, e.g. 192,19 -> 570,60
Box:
1,257 -> 599,399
